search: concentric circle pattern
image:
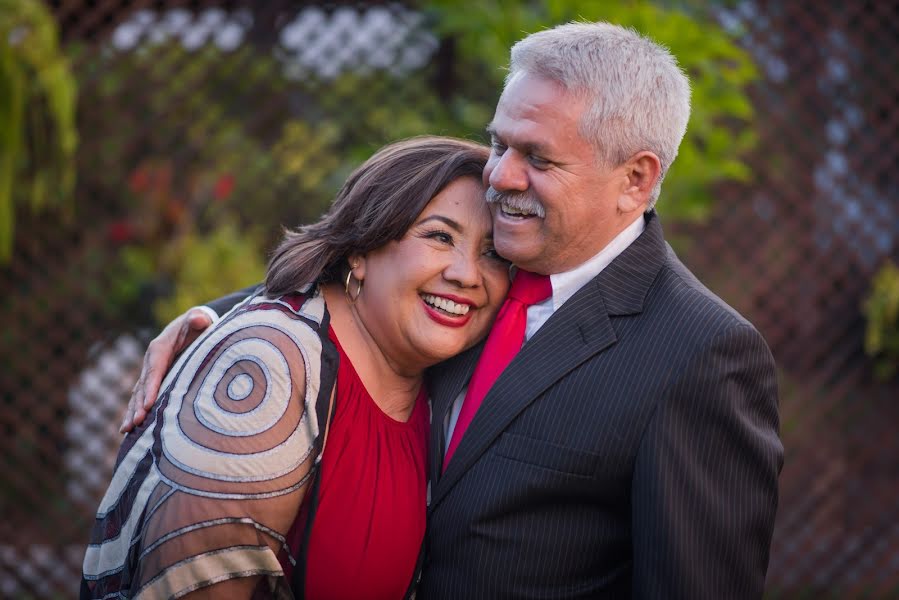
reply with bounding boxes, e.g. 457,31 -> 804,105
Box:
157,306 -> 324,496
83,292 -> 333,599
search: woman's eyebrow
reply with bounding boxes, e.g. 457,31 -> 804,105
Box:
416,215 -> 464,232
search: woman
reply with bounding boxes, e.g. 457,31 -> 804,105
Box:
82,137 -> 510,599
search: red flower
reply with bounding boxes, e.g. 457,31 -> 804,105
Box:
165,199 -> 186,224
107,220 -> 135,244
213,174 -> 235,201
128,167 -> 150,194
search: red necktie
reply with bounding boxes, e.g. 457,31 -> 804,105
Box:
443,270 -> 552,470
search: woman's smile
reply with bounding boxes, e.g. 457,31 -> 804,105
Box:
350,176 -> 510,371
420,292 -> 475,327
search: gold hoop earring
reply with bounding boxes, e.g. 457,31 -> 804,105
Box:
345,269 -> 363,305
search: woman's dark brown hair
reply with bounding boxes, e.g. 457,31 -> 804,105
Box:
265,136 -> 490,295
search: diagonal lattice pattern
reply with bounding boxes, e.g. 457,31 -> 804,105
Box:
1,1 -> 897,596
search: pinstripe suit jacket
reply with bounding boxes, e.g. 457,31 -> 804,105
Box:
420,212 -> 783,599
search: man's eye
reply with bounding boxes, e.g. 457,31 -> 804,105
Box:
491,141 -> 507,155
528,155 -> 550,169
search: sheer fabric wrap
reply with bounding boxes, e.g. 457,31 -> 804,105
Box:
82,288 -> 337,599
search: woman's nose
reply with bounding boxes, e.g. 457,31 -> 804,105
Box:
443,250 -> 481,288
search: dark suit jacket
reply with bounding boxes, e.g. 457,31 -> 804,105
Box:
420,212 -> 783,599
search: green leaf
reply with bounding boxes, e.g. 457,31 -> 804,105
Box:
863,261 -> 899,381
0,0 -> 78,261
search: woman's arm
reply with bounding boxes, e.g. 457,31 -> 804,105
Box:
121,285 -> 261,432
181,576 -> 264,599
86,295 -> 329,599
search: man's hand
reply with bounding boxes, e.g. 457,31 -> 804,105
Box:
120,308 -> 214,433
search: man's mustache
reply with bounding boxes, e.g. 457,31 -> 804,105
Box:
485,187 -> 546,218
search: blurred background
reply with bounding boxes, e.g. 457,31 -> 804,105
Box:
1,0 -> 897,597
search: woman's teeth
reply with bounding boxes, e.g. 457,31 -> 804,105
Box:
421,294 -> 470,316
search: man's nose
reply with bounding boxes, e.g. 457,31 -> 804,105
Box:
488,152 -> 528,192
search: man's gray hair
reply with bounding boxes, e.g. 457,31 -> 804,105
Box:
507,21 -> 691,207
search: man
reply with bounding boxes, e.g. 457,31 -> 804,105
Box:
122,22 -> 782,598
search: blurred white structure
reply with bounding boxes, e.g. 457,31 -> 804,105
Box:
109,6 -> 438,80
64,333 -> 145,507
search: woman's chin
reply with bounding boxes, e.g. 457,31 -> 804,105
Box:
413,336 -> 471,368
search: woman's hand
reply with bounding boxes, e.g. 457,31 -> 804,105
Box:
120,308 -> 213,432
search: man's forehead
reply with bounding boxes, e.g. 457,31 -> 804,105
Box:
487,117 -> 553,153
486,100 -> 582,155
486,122 -> 553,155
492,76 -> 584,125
500,72 -> 576,107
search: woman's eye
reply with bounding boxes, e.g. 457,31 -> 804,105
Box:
426,231 -> 453,244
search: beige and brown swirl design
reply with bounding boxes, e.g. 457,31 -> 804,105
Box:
83,292 -> 330,599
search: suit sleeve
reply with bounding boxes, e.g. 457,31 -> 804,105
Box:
205,284 -> 262,317
631,323 -> 783,599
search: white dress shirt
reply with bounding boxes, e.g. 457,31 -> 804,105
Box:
444,214 -> 647,448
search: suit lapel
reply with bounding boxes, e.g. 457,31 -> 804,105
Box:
429,212 -> 669,508
432,278 -> 618,506
426,342 -> 483,486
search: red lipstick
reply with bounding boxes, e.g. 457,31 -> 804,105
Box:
420,295 -> 474,328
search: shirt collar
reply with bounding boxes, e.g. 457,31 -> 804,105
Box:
547,214 -> 646,311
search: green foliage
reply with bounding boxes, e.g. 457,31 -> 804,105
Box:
153,222 -> 266,325
75,35 -> 488,328
863,261 -> 899,381
75,41 -> 333,327
76,39 -> 358,242
101,156 -> 267,327
0,0 -> 77,260
67,2 -> 758,329
423,0 -> 759,222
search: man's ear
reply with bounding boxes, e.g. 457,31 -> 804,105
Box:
618,151 -> 661,213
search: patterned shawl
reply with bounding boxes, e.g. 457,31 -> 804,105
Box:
82,289 -> 338,599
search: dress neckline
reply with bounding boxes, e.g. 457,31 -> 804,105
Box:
328,325 -> 426,426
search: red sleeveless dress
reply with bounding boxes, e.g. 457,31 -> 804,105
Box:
302,327 -> 429,599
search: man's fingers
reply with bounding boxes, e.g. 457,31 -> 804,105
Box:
187,311 -> 213,331
142,310 -> 210,410
132,403 -> 148,427
120,372 -> 145,433
180,310 -> 213,347
141,362 -> 162,411
131,369 -> 146,413
123,341 -> 161,432
119,405 -> 135,434
121,308 -> 213,434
